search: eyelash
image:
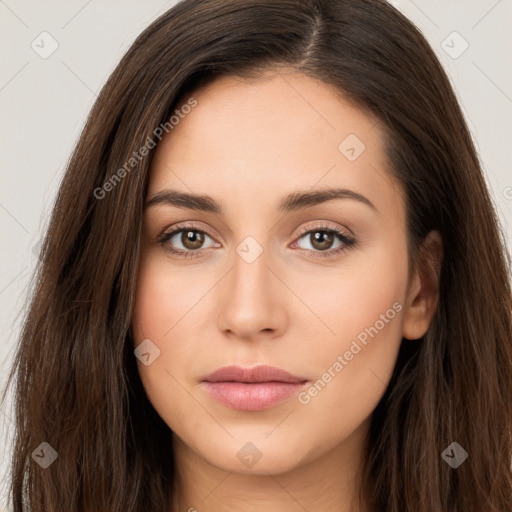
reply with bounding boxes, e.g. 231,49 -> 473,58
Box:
156,222 -> 357,260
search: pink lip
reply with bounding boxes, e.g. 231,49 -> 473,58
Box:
202,365 -> 308,411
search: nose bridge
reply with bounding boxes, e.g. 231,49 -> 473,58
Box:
230,234 -> 273,307
216,232 -> 286,337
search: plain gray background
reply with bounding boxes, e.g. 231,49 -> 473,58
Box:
1,0 -> 511,509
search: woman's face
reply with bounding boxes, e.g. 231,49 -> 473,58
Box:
132,70 -> 420,475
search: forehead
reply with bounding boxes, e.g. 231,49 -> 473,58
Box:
147,70 -> 405,222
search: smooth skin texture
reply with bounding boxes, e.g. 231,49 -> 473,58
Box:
131,69 -> 442,512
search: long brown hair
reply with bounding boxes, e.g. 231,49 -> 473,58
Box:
2,0 -> 511,510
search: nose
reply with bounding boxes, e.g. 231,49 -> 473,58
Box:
216,241 -> 289,341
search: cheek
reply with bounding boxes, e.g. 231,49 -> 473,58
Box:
131,254 -> 196,426
131,250 -> 216,396
295,307 -> 403,458
131,252 -> 206,340
295,239 -> 408,351
292,241 -> 408,439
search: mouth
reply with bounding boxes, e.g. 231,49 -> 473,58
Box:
201,365 -> 308,411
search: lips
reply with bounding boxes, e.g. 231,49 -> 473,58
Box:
202,365 -> 308,411
204,365 -> 306,384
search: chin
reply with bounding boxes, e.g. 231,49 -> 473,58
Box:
208,440 -> 308,475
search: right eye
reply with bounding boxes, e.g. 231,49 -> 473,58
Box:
157,224 -> 220,258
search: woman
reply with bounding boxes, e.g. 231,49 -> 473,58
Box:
2,0 -> 511,511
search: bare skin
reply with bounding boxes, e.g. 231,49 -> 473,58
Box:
131,68 -> 442,512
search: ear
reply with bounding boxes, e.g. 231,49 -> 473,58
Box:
402,230 -> 443,340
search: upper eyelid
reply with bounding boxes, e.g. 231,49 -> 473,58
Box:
295,220 -> 354,237
159,221 -> 217,239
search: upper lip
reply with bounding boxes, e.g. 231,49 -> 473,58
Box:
203,365 -> 307,383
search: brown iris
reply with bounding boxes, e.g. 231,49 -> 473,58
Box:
309,230 -> 335,251
180,230 -> 205,250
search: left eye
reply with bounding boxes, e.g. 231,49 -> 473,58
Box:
296,229 -> 346,252
293,226 -> 357,256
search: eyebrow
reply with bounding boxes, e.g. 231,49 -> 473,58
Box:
145,187 -> 377,213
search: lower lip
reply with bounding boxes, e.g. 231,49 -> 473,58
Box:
202,381 -> 307,411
